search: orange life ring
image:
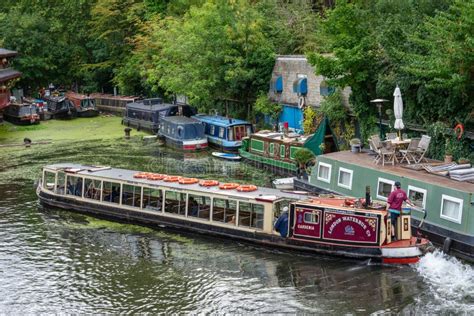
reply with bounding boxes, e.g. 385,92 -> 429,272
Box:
236,184 -> 257,192
454,123 -> 464,140
133,173 -> 148,179
199,180 -> 219,187
147,173 -> 167,181
219,183 -> 240,190
163,175 -> 182,182
178,177 -> 199,185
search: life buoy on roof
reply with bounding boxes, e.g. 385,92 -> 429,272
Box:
298,96 -> 305,109
199,180 -> 219,187
219,183 -> 239,190
178,177 -> 199,184
454,123 -> 464,140
236,185 -> 257,192
163,175 -> 182,182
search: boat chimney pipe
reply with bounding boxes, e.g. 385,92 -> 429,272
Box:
365,186 -> 371,208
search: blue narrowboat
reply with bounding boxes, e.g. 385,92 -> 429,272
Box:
122,98 -> 196,133
158,116 -> 208,151
192,114 -> 253,151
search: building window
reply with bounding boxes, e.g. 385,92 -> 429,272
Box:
317,162 -> 332,183
407,186 -> 427,209
304,212 -> 319,224
377,178 -> 395,200
440,195 -> 463,224
337,167 -> 353,190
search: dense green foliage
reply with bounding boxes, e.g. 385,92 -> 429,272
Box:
0,0 -> 472,152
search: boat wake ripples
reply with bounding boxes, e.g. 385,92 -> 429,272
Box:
414,250 -> 474,313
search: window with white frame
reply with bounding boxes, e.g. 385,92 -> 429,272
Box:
337,167 -> 353,189
407,186 -> 427,209
317,162 -> 332,183
440,195 -> 463,224
377,178 -> 395,200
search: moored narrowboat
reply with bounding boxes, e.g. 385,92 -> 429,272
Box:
3,102 -> 40,125
295,150 -> 474,262
65,92 -> 99,117
37,163 -> 432,264
192,114 -> 253,151
90,93 -> 140,114
158,116 -> 208,150
43,95 -> 77,119
122,99 -> 196,133
239,117 -> 339,175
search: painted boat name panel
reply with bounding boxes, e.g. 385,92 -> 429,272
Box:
323,209 -> 379,245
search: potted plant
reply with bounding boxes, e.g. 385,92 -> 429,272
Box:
350,138 -> 361,153
444,138 -> 455,163
294,148 -> 316,180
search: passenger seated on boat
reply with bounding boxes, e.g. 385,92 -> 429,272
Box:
74,178 -> 82,196
274,207 -> 289,237
189,197 -> 199,217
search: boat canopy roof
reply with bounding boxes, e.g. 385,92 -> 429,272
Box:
43,163 -> 309,202
126,101 -> 176,112
162,116 -> 202,125
193,114 -> 251,127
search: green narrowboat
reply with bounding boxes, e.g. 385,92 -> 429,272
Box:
239,117 -> 338,175
295,150 -> 474,262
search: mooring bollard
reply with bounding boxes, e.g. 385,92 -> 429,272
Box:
124,127 -> 132,139
24,137 -> 32,148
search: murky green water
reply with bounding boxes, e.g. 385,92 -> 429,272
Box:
0,122 -> 472,314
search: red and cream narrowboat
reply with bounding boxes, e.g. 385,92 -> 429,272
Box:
37,163 -> 432,264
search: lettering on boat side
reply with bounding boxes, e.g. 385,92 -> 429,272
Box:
323,211 -> 379,244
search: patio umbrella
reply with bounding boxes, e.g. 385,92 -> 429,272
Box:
393,86 -> 404,137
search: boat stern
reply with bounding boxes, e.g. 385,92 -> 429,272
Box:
381,237 -> 433,264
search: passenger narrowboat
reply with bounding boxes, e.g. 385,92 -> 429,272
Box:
192,114 -> 253,151
37,163 -> 432,264
158,116 -> 208,150
43,95 -> 77,119
123,99 -> 196,133
65,92 -> 99,117
3,102 -> 40,125
90,93 -> 140,114
295,150 -> 474,262
239,117 -> 338,176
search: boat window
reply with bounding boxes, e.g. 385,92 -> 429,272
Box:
337,167 -> 353,190
164,191 -> 186,216
84,178 -> 101,201
102,181 -> 121,204
43,171 -> 56,191
66,175 -> 83,197
235,126 -> 245,140
210,125 -> 215,135
122,184 -> 142,208
280,144 -> 286,158
304,212 -> 319,224
56,171 -> 66,194
376,178 -> 395,200
212,198 -> 236,225
143,187 -> 162,211
440,195 -> 463,224
178,127 -> 183,138
269,143 -> 274,155
317,162 -> 332,183
185,124 -> 205,139
407,186 -> 427,209
238,202 -> 264,230
187,194 -> 211,220
219,127 -> 225,139
228,127 -> 234,141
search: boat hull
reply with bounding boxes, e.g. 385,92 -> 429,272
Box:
37,188 -> 425,263
3,114 -> 40,125
77,108 -> 99,118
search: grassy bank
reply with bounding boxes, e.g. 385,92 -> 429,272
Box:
0,116 -> 146,144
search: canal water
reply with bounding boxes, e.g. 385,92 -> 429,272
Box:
0,135 -> 473,314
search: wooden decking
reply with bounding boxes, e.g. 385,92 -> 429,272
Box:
322,151 -> 474,193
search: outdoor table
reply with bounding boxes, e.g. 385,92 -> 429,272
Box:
390,138 -> 411,163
